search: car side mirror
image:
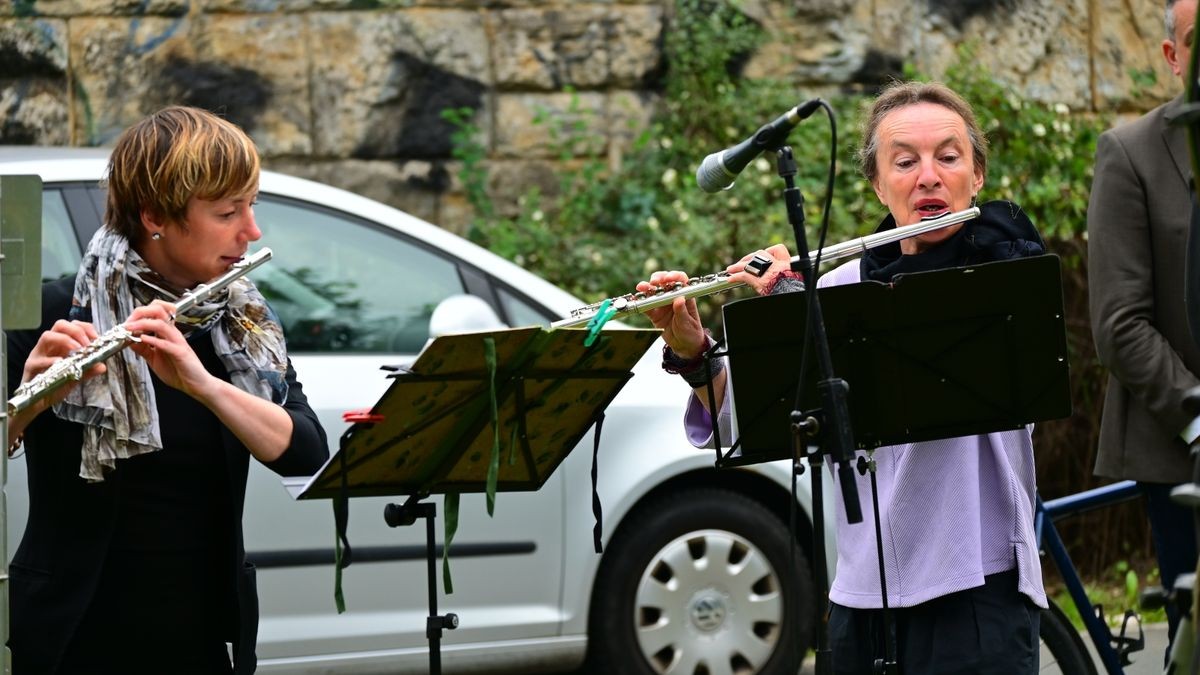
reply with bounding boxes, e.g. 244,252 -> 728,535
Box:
428,294 -> 508,338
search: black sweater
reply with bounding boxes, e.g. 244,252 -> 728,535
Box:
6,276 -> 329,674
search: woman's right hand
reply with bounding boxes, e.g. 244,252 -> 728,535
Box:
20,319 -> 106,412
636,270 -> 708,357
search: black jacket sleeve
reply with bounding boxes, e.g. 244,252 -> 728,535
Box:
262,358 -> 329,477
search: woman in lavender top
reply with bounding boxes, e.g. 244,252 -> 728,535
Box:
639,81 -> 1047,674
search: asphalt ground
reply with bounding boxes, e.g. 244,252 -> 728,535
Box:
539,621 -> 1172,674
795,621 -> 1172,674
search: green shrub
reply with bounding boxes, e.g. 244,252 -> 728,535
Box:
447,0 -> 1139,578
448,11 -> 1107,311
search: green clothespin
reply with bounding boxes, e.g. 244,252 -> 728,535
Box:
584,299 -> 617,347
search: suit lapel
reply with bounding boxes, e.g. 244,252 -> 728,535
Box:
1163,95 -> 1192,186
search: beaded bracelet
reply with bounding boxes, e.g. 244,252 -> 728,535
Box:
764,270 -> 806,296
661,335 -> 725,388
8,433 -> 24,458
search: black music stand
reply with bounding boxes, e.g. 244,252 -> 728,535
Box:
291,325 -> 659,674
713,254 -> 1072,674
718,254 -> 1071,463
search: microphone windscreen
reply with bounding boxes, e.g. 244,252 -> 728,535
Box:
696,152 -> 735,193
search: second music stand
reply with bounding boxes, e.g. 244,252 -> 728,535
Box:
720,254 -> 1072,463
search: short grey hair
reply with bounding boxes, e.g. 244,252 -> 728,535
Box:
857,81 -> 988,187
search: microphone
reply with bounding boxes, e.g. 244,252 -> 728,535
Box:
695,99 -> 822,193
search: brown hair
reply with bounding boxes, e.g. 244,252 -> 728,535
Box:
857,81 -> 988,186
104,106 -> 260,241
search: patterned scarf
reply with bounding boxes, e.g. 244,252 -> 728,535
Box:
56,227 -> 289,482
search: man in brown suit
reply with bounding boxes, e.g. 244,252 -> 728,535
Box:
1089,0 -> 1198,651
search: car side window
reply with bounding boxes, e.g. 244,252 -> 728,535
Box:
250,196 -> 467,354
42,190 -> 83,282
496,286 -> 554,327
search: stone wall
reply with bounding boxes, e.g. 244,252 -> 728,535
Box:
0,0 -> 1176,234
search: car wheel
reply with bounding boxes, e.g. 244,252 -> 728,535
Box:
588,487 -> 813,675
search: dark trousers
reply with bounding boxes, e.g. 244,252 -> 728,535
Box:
828,570 -> 1040,675
1141,481 -> 1199,657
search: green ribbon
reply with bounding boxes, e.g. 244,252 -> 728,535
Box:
333,523 -> 346,614
584,299 -> 617,347
484,337 -> 500,516
509,423 -> 519,466
443,491 -> 459,594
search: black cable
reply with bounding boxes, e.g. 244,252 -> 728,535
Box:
791,101 -> 838,414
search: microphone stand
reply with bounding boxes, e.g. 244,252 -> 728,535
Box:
771,145 -> 896,674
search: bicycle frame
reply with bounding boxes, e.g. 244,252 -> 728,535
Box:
1036,480 -> 1143,675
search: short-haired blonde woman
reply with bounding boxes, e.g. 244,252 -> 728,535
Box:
6,106 -> 329,674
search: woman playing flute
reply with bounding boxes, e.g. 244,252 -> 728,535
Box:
640,81 -> 1047,674
5,107 -> 329,674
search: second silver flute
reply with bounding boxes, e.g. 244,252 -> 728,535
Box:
8,248 -> 274,415
552,207 -> 980,329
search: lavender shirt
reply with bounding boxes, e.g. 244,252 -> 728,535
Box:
684,259 -> 1047,609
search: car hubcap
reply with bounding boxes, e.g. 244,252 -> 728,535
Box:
689,591 -> 727,632
634,529 -> 784,675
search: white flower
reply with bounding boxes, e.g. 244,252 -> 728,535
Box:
725,126 -> 739,139
644,258 -> 660,273
531,209 -> 544,222
662,168 -> 678,186
754,157 -> 771,172
1054,102 -> 1070,115
758,175 -> 771,187
672,199 -> 683,210
660,138 -> 673,150
647,216 -> 660,230
515,254 -> 526,266
679,211 -> 689,222
591,251 -> 603,264
1001,175 -> 1011,188
1032,123 -> 1047,137
728,197 -> 740,208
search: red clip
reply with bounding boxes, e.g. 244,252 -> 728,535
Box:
343,409 -> 385,424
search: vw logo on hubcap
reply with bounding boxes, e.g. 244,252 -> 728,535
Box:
689,592 -> 728,632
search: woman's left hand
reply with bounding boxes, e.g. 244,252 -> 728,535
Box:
127,300 -> 293,463
727,243 -> 795,295
124,300 -> 216,400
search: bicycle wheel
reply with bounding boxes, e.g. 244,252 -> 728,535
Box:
1039,600 -> 1097,675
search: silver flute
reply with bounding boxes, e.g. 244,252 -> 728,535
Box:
551,207 -> 980,329
8,248 -> 274,415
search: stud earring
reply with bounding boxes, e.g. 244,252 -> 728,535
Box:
152,232 -> 162,241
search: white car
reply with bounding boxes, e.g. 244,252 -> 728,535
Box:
0,147 -> 826,675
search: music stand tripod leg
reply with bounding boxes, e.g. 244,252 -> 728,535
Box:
857,453 -> 899,674
804,446 -> 833,674
384,497 -> 460,674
